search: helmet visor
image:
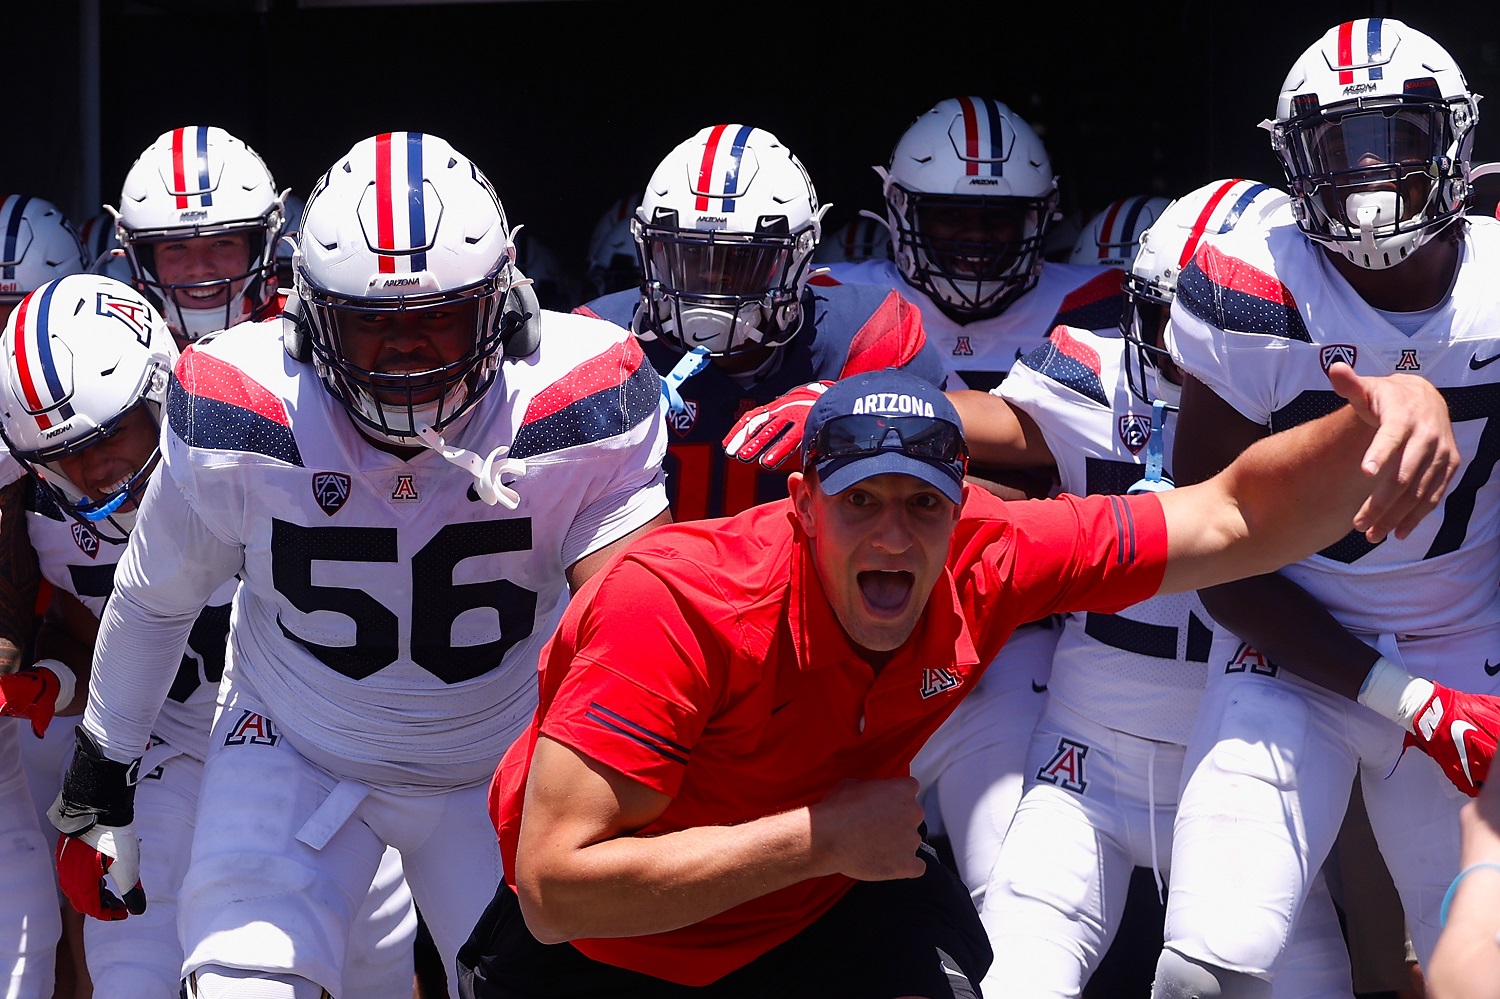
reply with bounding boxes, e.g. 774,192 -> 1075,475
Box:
1286,103 -> 1448,230
640,226 -> 795,301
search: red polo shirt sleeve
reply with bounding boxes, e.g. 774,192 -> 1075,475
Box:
540,555 -> 731,798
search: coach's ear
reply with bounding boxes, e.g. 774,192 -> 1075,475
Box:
788,471 -> 816,537
282,292 -> 313,363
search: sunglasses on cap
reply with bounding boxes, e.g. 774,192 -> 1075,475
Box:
806,414 -> 969,471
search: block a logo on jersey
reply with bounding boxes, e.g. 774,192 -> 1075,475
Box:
312,472 -> 351,516
1395,348 -> 1420,371
669,399 -> 699,436
1037,738 -> 1089,793
391,473 -> 419,501
1224,640 -> 1278,677
920,667 -> 963,699
1319,344 -> 1357,372
952,336 -> 974,357
94,291 -> 154,347
1119,414 -> 1151,455
70,521 -> 100,558
223,709 -> 280,747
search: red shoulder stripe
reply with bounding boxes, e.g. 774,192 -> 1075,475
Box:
173,346 -> 292,427
522,335 -> 648,427
838,290 -> 927,378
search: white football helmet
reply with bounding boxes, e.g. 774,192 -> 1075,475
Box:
293,131 -> 521,445
878,97 -> 1059,321
813,216 -> 893,264
584,194 -> 643,300
0,197 -> 87,313
633,124 -> 827,357
1068,196 -> 1171,268
1123,179 -> 1287,405
115,126 -> 285,339
78,211 -> 134,283
0,274 -> 176,543
1265,18 -> 1479,270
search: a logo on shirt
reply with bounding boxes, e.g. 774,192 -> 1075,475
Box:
1224,641 -> 1278,677
312,472 -> 351,516
222,709 -> 281,747
952,336 -> 974,357
94,291 -> 153,347
1119,415 -> 1151,455
1395,348 -> 1420,372
391,474 -> 419,501
1318,344 -> 1358,372
1037,738 -> 1089,793
70,521 -> 99,558
669,399 -> 699,436
920,667 -> 962,699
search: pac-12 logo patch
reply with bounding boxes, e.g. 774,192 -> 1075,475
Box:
1224,641 -> 1278,677
70,521 -> 99,558
312,472 -> 351,515
1119,415 -> 1151,455
669,400 -> 699,436
223,709 -> 280,747
1037,738 -> 1089,793
920,667 -> 962,699
1319,344 -> 1357,372
95,291 -> 153,346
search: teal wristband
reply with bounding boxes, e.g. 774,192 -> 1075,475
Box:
1440,862 -> 1500,926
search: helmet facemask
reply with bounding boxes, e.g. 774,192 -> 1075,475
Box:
633,208 -> 819,357
1119,272 -> 1180,409
886,182 -> 1056,322
120,212 -> 281,340
299,274 -> 509,446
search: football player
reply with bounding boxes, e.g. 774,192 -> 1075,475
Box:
579,123 -> 944,521
47,133 -> 670,999
1155,19 -> 1500,997
114,126 -> 285,343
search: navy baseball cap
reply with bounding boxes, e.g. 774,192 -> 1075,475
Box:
801,369 -> 968,504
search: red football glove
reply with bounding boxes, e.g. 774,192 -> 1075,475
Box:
1402,681 -> 1499,797
54,827 -> 145,921
0,662 -> 68,738
722,381 -> 832,470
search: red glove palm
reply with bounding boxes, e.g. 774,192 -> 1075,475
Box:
1403,681 -> 1499,796
721,381 -> 832,470
0,665 -> 63,738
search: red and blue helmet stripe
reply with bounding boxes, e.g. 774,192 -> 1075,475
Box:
1336,18 -> 1385,83
13,282 -> 74,430
1177,180 -> 1273,269
372,131 -> 430,274
693,124 -> 757,214
170,126 -> 215,210
956,96 -> 1008,177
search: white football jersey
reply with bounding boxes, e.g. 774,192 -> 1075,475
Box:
92,311 -> 669,792
25,486 -> 234,760
1001,326 -> 1208,743
824,258 -> 1125,391
1170,215 -> 1500,636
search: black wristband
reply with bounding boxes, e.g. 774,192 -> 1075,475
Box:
58,726 -> 139,828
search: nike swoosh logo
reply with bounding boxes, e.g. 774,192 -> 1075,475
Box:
1031,681 -> 1048,694
1486,659 -> 1500,677
1453,720 -> 1480,789
1471,352 -> 1500,370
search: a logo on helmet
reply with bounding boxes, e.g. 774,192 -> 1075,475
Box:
312,472 -> 351,516
1119,415 -> 1151,455
95,292 -> 153,347
70,521 -> 99,558
1319,344 -> 1357,371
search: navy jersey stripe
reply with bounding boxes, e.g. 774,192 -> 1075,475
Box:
1017,339 -> 1109,407
1176,258 -> 1312,343
167,374 -> 305,466
511,357 -> 661,460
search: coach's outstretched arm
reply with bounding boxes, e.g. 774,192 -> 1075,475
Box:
1152,363 -> 1456,597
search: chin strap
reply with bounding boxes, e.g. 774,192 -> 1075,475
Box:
1127,401 -> 1176,495
661,346 -> 712,419
414,425 -> 526,509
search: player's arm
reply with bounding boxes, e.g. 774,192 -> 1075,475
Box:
946,389 -> 1055,469
1152,364 -> 1456,595
514,734 -> 923,944
1428,778 -> 1500,999
0,476 -> 39,674
34,590 -> 99,715
565,508 -> 672,593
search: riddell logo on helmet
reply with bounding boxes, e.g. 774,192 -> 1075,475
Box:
178,210 -> 209,222
1342,83 -> 1380,96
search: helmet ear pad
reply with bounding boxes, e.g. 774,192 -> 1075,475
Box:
501,281 -> 542,359
282,292 -> 313,363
